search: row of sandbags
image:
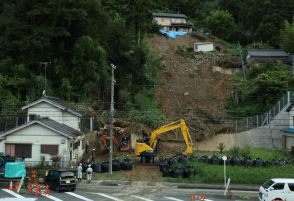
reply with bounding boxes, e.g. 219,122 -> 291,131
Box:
195,155 -> 293,167
159,156 -> 196,178
81,158 -> 133,173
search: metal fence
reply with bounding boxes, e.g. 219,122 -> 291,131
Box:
229,91 -> 293,133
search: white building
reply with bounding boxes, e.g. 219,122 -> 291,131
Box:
0,96 -> 85,165
193,42 -> 214,52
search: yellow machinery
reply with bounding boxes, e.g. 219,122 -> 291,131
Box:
135,119 -> 193,163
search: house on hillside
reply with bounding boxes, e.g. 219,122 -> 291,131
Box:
152,12 -> 193,33
246,49 -> 290,65
0,96 -> 85,166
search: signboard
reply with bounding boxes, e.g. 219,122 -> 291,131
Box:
4,162 -> 26,178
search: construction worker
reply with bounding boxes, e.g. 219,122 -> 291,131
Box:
77,163 -> 83,182
86,164 -> 93,183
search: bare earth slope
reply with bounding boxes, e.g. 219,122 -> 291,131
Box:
148,34 -> 234,141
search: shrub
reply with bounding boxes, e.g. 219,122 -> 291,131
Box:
240,146 -> 251,158
217,143 -> 226,154
229,146 -> 240,157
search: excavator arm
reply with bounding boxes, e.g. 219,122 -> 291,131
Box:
135,119 -> 193,160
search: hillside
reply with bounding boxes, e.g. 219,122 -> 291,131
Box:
148,34 -> 235,141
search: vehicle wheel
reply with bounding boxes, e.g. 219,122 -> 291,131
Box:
56,185 -> 61,193
71,188 -> 76,192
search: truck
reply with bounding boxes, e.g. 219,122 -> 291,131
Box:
135,119 -> 193,163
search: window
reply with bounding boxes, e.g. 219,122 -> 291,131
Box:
29,114 -> 38,121
73,141 -> 79,150
5,144 -> 15,157
272,183 -> 285,190
5,144 -> 32,158
288,183 -> 294,191
41,145 -> 58,155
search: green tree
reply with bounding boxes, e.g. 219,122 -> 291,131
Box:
71,36 -> 109,101
228,61 -> 294,118
205,10 -> 239,41
280,17 -> 294,53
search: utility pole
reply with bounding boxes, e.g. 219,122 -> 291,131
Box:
237,42 -> 246,80
40,61 -> 51,95
109,63 -> 116,175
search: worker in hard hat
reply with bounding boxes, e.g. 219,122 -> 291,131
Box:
86,164 -> 93,183
77,163 -> 83,182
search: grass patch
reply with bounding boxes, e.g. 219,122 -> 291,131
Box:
164,163 -> 294,184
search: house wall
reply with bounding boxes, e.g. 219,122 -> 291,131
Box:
288,109 -> 294,128
0,124 -> 69,164
27,102 -> 62,123
62,111 -> 80,131
194,43 -> 214,52
153,16 -> 186,26
27,102 -> 80,130
285,135 -> 294,150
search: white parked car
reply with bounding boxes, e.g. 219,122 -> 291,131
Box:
259,178 -> 294,201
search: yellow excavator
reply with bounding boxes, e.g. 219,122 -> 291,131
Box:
135,119 -> 193,163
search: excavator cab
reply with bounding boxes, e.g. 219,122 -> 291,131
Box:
120,134 -> 131,152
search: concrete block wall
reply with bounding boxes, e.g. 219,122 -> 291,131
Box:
231,104 -> 290,149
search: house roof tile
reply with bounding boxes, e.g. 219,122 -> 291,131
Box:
0,117 -> 82,139
152,12 -> 187,18
22,96 -> 82,117
247,49 -> 288,57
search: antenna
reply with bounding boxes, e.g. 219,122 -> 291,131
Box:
40,61 -> 51,96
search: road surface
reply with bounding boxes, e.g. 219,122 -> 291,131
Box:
0,183 -> 259,201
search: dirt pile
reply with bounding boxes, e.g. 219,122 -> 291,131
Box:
148,34 -> 235,141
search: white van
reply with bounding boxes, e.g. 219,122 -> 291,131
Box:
259,178 -> 294,201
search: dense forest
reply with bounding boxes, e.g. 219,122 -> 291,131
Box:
0,0 -> 294,127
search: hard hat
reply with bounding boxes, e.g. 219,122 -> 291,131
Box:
79,163 -> 82,166
88,164 -> 91,167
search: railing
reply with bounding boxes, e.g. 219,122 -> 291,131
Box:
230,91 -> 293,133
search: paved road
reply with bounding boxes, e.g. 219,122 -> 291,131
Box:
0,183 -> 259,201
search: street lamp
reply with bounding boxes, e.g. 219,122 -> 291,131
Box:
222,155 -> 227,188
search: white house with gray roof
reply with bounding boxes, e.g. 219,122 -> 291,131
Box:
246,49 -> 290,65
0,96 -> 85,165
152,12 -> 193,32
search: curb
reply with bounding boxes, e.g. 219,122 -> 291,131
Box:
78,180 -> 259,191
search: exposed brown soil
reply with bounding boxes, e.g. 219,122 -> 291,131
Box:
147,34 -> 234,141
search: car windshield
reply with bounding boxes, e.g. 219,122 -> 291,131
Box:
61,171 -> 74,177
262,179 -> 275,189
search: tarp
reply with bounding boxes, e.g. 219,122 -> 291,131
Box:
159,30 -> 187,38
4,162 -> 26,178
283,128 -> 294,133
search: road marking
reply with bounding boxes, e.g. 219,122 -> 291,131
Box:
2,189 -> 24,198
96,193 -> 124,201
204,199 -> 214,201
131,195 -> 154,201
42,193 -> 63,201
66,192 -> 94,201
164,197 -> 184,201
